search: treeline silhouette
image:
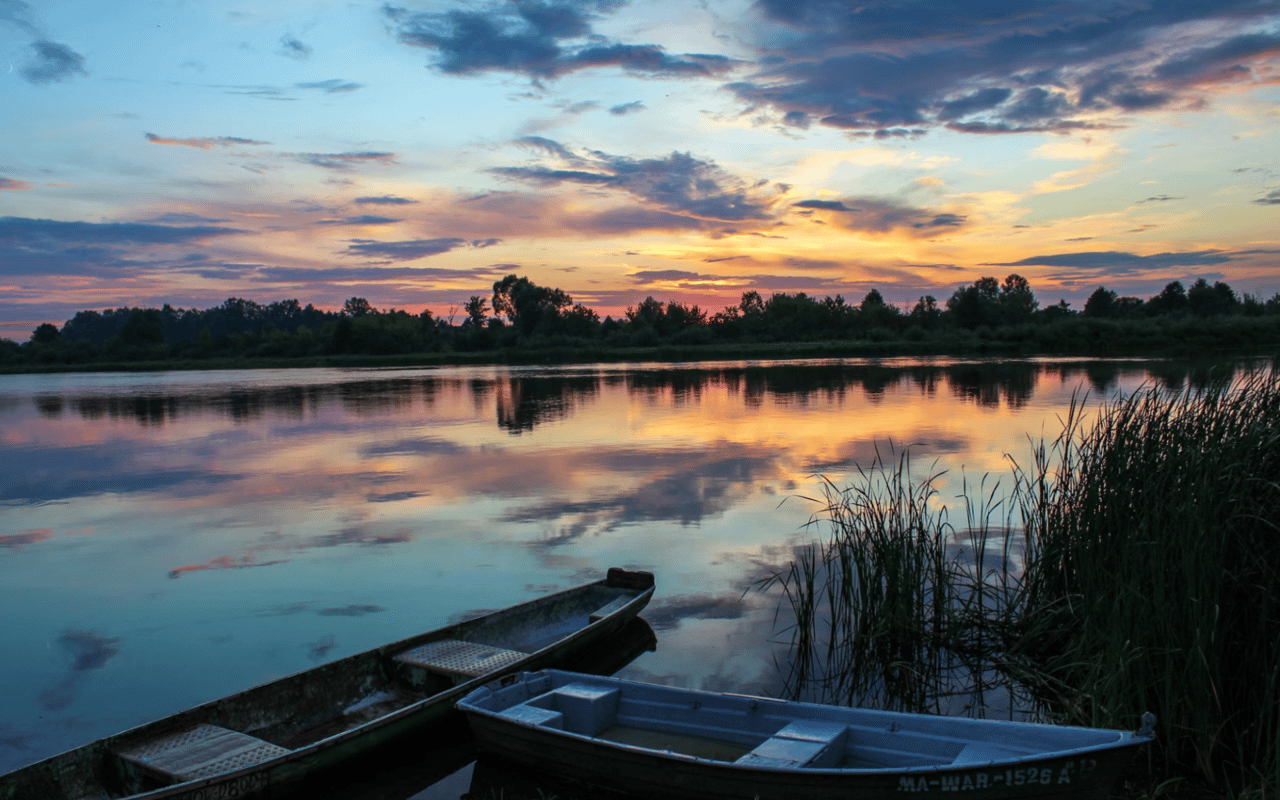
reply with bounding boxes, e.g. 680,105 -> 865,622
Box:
5,274 -> 1280,368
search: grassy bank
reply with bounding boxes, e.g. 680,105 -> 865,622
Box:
764,367 -> 1280,797
4,329 -> 1278,375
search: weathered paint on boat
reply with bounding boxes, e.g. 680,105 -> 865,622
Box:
459,669 -> 1153,800
0,569 -> 654,800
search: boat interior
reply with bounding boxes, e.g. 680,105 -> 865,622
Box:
477,672 -> 1126,772
9,583 -> 644,800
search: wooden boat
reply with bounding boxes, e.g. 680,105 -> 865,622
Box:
0,569 -> 654,800
459,669 -> 1154,800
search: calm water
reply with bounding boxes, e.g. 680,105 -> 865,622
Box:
0,356 -> 1241,792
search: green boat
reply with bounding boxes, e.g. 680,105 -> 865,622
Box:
0,569 -> 654,800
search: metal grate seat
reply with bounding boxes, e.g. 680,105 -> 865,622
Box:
393,639 -> 526,678
114,724 -> 289,782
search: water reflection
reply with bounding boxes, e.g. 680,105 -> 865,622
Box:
0,357 -> 1264,783
16,358 -> 1238,431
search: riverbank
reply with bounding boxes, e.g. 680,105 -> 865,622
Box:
5,329 -> 1279,375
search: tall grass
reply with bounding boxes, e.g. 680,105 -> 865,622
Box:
765,366 -> 1280,795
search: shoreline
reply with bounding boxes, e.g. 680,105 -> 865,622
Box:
4,338 -> 1276,375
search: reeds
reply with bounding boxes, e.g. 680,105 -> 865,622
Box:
765,366 -> 1280,796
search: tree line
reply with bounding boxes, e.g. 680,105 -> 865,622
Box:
5,274 -> 1280,368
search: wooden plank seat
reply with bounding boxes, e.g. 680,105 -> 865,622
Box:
114,724 -> 289,782
589,595 -> 632,623
393,639 -> 526,679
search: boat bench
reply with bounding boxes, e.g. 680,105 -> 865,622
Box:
951,742 -> 1026,765
735,720 -> 848,769
589,595 -> 631,623
114,724 -> 289,782
499,683 -> 620,737
393,639 -> 527,680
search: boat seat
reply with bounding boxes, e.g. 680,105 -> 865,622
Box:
551,684 -> 620,735
951,742 -> 1024,765
498,704 -> 565,729
589,595 -> 631,623
114,724 -> 289,782
735,720 -> 848,769
393,639 -> 527,678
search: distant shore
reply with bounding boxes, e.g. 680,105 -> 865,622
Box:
3,334 -> 1278,375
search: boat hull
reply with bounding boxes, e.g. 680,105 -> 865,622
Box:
0,570 -> 654,800
461,670 -> 1150,800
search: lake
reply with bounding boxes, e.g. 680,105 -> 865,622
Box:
0,356 -> 1247,795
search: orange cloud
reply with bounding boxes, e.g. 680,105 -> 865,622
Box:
0,528 -> 53,550
168,553 -> 288,579
144,133 -> 270,150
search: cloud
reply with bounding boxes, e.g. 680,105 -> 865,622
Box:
987,249 -> 1236,275
0,0 -> 41,36
493,140 -> 773,223
629,269 -> 705,283
0,216 -> 243,246
0,216 -> 245,277
313,215 -> 401,226
169,553 -> 288,579
55,629 -> 121,671
278,34 -> 312,60
384,1 -> 737,79
307,635 -> 336,661
642,594 -> 747,632
732,1 -> 1280,135
793,196 -> 967,236
0,177 -> 33,191
0,528 -> 52,549
1254,189 -> 1280,205
253,265 -> 508,283
145,133 -> 271,150
344,237 -> 469,261
1137,195 -> 1184,203
355,195 -> 419,205
21,39 -> 86,84
609,100 -> 645,115
316,604 -> 385,617
292,151 -> 398,170
793,199 -> 849,211
296,79 -> 365,93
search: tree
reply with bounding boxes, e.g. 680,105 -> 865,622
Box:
1082,287 -> 1118,318
343,297 -> 376,317
910,296 -> 941,329
491,275 -> 574,336
1041,299 -> 1073,320
1146,281 -> 1188,315
1187,278 -> 1239,316
860,289 -> 885,311
120,308 -> 166,346
999,274 -> 1038,323
30,323 -> 60,344
947,277 -> 1002,329
739,290 -> 765,317
463,296 -> 488,329
626,296 -> 666,329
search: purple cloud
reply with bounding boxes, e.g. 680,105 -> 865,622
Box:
731,1 -> 1280,135
345,237 -> 469,261
384,1 -> 736,79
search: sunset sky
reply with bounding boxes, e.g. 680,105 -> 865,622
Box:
3,0 -> 1280,338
